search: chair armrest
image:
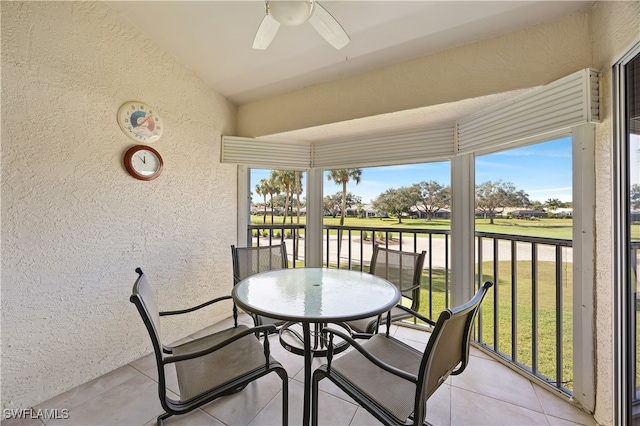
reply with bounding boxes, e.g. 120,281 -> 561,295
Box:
322,326 -> 418,383
162,324 -> 276,365
393,305 -> 436,327
398,283 -> 421,293
159,295 -> 233,316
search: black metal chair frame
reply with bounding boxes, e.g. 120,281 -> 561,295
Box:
130,268 -> 289,426
312,281 -> 493,426
231,242 -> 288,329
348,245 -> 427,338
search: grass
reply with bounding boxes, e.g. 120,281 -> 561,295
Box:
254,215 -> 579,238
332,259 -> 573,391
475,260 -> 574,390
260,213 -> 639,392
254,214 -> 640,240
400,261 -> 574,391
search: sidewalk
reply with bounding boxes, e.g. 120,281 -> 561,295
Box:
275,234 -> 573,269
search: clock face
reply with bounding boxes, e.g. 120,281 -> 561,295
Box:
131,149 -> 161,176
118,102 -> 163,142
123,145 -> 163,181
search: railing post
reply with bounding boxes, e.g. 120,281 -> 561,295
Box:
555,245 -> 564,390
532,243 -> 539,375
511,240 -> 518,363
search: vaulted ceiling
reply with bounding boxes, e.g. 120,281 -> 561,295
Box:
107,1 -> 594,107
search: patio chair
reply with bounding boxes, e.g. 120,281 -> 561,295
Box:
312,281 -> 493,426
231,242 -> 288,330
346,245 -> 426,337
130,268 -> 288,426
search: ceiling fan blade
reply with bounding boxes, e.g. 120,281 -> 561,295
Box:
309,2 -> 350,50
253,13 -> 281,50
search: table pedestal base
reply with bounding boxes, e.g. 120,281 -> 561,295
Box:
278,321 -> 352,357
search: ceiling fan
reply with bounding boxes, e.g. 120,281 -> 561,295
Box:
253,0 -> 350,50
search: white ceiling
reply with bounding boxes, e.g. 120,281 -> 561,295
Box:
107,1 -> 593,107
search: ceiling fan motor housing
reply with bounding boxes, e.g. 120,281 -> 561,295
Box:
269,0 -> 315,26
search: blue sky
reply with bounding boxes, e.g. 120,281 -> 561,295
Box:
251,136 -> 573,204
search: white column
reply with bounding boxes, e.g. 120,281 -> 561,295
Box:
237,165 -> 251,247
571,123 -> 595,412
450,153 -> 476,305
305,168 -> 324,267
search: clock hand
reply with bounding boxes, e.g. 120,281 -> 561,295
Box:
138,113 -> 153,127
137,154 -> 146,164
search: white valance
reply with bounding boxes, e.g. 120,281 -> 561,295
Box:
221,68 -> 599,169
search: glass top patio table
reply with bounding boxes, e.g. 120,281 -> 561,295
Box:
232,267 -> 400,323
232,267 -> 400,425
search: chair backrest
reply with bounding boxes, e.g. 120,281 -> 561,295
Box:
129,268 -> 165,371
415,281 -> 493,422
370,245 -> 426,308
231,242 -> 288,284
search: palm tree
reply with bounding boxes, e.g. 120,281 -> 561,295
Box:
255,180 -> 269,223
327,169 -> 362,226
544,198 -> 562,212
294,171 -> 304,260
265,178 -> 280,224
272,170 -> 296,224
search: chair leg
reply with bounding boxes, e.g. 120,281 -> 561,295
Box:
157,412 -> 171,426
278,368 -> 289,426
311,370 -> 322,426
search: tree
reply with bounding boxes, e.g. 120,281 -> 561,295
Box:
255,180 -> 269,223
264,177 -> 280,224
293,171 -> 304,259
544,198 -> 562,212
324,192 -> 361,217
413,181 -> 450,220
530,200 -> 545,211
631,184 -> 640,210
327,169 -> 362,226
372,187 -> 415,224
271,170 -> 296,224
476,180 -> 530,224
294,171 -> 304,223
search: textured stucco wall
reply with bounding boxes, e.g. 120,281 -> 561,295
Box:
237,11 -> 593,137
1,2 -> 237,409
591,2 -> 640,425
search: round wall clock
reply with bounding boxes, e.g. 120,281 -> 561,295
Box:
117,101 -> 163,143
123,145 -> 164,181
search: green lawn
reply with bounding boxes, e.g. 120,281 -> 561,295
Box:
475,260 -> 573,390
254,214 -> 640,240
260,212 -> 639,391
403,261 -> 573,391
334,260 -> 573,391
253,215 -> 583,239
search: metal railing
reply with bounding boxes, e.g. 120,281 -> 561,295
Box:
475,232 -> 573,394
632,241 -> 640,405
248,222 -> 576,395
247,224 -> 306,267
323,225 -> 452,319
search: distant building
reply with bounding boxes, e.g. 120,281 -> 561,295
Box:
410,206 -> 451,219
510,209 -> 547,219
346,204 -> 378,218
548,208 -> 573,218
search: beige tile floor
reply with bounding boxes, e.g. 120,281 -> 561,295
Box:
4,314 -> 597,426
